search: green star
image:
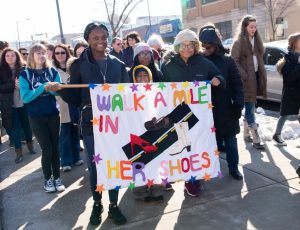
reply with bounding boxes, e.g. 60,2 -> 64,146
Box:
158,82 -> 167,90
128,182 -> 135,190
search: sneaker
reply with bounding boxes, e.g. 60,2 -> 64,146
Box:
272,134 -> 287,146
62,166 -> 72,172
89,202 -> 103,226
74,159 -> 84,166
44,178 -> 56,193
108,204 -> 127,225
54,178 -> 65,192
15,155 -> 23,164
184,181 -> 202,197
164,183 -> 173,191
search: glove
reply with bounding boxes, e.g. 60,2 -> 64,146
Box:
232,106 -> 242,120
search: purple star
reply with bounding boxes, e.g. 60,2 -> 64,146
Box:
189,176 -> 197,184
218,171 -> 223,179
161,178 -> 169,187
92,154 -> 102,164
193,80 -> 200,87
130,83 -> 138,92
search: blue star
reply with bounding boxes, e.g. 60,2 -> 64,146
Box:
205,81 -> 211,85
130,83 -> 138,92
88,83 -> 97,89
115,185 -> 121,191
189,176 -> 197,184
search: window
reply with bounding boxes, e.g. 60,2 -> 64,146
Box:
201,0 -> 218,5
186,0 -> 196,8
215,21 -> 232,40
264,48 -> 285,66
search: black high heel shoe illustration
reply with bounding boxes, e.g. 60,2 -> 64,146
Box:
144,116 -> 172,131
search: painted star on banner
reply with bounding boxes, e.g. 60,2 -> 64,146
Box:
92,154 -> 102,164
205,81 -> 211,85
189,176 -> 197,184
158,82 -> 166,90
130,83 -> 138,92
203,173 -> 211,181
193,80 -> 200,87
128,182 -> 136,190
218,171 -> 223,179
102,83 -> 112,91
88,83 -> 97,89
211,126 -> 217,133
90,117 -> 99,126
95,184 -> 104,193
214,149 -> 220,157
115,185 -> 121,191
161,178 -> 169,187
144,83 -> 153,91
208,103 -> 214,109
117,84 -> 125,92
182,81 -> 189,88
147,179 -> 154,188
170,82 -> 177,89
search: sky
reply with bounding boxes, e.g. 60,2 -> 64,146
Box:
0,0 -> 182,42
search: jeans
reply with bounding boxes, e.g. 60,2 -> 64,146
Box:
83,135 -> 118,204
244,102 -> 256,126
6,106 -> 32,149
275,115 -> 298,135
59,123 -> 81,166
30,115 -> 60,180
217,136 -> 239,172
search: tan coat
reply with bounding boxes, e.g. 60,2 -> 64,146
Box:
231,37 -> 267,102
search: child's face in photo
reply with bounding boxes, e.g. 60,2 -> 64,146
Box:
136,70 -> 150,83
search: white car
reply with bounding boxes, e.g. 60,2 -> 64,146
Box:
222,38 -> 233,49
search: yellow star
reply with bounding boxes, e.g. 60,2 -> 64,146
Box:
90,117 -> 99,126
102,83 -> 112,91
203,173 -> 211,182
208,103 -> 214,109
170,82 -> 177,89
117,84 -> 125,92
95,184 -> 105,193
214,149 -> 220,157
182,81 -> 189,88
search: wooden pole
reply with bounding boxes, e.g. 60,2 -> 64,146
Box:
59,84 -> 89,88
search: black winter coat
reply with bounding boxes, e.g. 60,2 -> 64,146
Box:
206,54 -> 244,138
58,48 -> 129,136
280,52 -> 300,116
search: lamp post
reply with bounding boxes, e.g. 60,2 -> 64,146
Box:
55,0 -> 66,44
16,18 -> 30,49
247,0 -> 252,14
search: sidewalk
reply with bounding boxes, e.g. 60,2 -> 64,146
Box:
1,130 -> 300,230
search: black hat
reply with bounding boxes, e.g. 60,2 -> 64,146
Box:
83,22 -> 109,41
199,25 -> 223,48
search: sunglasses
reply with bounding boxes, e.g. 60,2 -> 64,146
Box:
55,51 -> 66,55
116,43 -> 122,46
21,53 -> 28,56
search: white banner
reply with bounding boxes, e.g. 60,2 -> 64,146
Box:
90,82 -> 221,191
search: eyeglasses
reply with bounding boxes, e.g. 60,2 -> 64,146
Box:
179,43 -> 195,50
21,53 -> 28,56
139,51 -> 152,58
116,43 -> 122,46
55,51 -> 66,55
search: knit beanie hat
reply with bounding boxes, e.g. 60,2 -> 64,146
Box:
199,25 -> 223,47
133,43 -> 153,59
173,29 -> 199,47
84,22 -> 108,41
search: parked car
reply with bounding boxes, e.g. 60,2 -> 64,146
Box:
222,38 -> 233,49
260,39 -> 288,102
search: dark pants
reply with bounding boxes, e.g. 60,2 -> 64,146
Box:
83,135 -> 118,204
217,135 -> 239,172
59,123 -> 81,166
30,115 -> 60,180
6,106 -> 32,149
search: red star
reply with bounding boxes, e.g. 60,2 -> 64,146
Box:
208,103 -> 214,109
203,173 -> 211,182
144,83 -> 153,91
211,127 -> 217,133
147,179 -> 154,188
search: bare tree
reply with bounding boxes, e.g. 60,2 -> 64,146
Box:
265,0 -> 295,41
104,0 -> 144,37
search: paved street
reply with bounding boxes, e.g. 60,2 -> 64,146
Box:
1,115 -> 300,230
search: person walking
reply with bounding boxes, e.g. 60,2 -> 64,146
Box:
272,33 -> 300,146
231,15 -> 267,149
199,25 -> 244,180
19,43 -> 65,193
50,22 -> 128,226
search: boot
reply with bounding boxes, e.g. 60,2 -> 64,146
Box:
248,123 -> 265,149
15,148 -> 23,163
26,141 -> 36,154
169,122 -> 191,156
243,119 -> 252,142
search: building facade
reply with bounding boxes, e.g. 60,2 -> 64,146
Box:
182,0 -> 300,41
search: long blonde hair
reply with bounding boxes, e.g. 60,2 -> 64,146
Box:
27,43 -> 52,69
